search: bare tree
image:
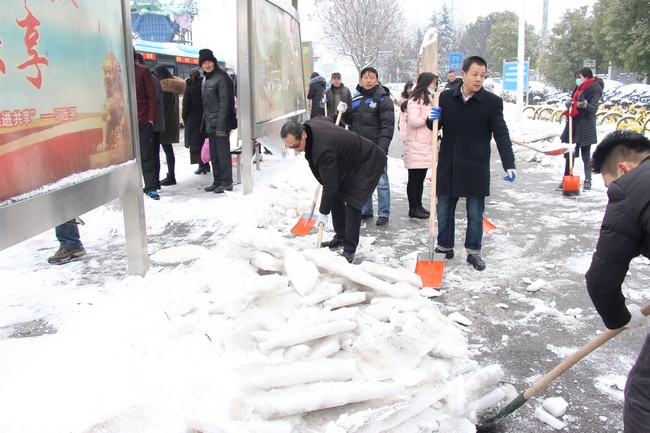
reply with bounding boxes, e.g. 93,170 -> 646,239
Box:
312,0 -> 407,75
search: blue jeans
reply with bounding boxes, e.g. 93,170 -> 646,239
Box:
362,164 -> 390,218
436,195 -> 485,254
55,223 -> 83,249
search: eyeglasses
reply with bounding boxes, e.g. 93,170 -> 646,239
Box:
284,136 -> 302,149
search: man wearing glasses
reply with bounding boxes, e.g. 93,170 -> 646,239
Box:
281,116 -> 386,263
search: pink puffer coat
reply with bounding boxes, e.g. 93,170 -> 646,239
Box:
398,95 -> 409,141
404,95 -> 433,169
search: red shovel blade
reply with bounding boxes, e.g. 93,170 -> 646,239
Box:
290,214 -> 317,236
483,217 -> 497,233
415,260 -> 445,289
545,147 -> 568,156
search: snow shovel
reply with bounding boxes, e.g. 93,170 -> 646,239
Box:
482,217 -> 496,233
511,139 -> 567,156
562,113 -> 580,196
478,302 -> 650,429
290,183 -> 322,236
415,91 -> 445,289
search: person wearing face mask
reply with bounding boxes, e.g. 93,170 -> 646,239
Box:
404,73 -> 438,219
558,67 -> 604,191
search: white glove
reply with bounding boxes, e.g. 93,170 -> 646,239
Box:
316,213 -> 328,226
624,304 -> 648,329
503,169 -> 516,182
337,102 -> 348,113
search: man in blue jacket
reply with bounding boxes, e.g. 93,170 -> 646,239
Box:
585,130 -> 650,432
429,56 -> 516,270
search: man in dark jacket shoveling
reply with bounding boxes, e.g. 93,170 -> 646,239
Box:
281,116 -> 387,263
585,130 -> 650,432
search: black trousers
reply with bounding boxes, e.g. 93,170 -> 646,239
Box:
331,198 -> 362,254
208,132 -> 232,186
624,331 -> 650,432
407,168 -> 428,210
564,144 -> 592,181
139,123 -> 157,193
153,131 -> 161,184
161,143 -> 176,176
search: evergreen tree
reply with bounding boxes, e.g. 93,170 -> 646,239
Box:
429,5 -> 459,73
486,12 -> 541,74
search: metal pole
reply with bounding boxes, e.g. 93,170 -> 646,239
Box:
237,0 -> 254,194
516,0 -> 525,122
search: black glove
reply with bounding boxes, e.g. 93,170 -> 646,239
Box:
577,93 -> 587,108
565,100 -> 572,109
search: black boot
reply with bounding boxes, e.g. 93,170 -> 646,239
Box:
409,208 -> 429,219
418,206 -> 430,215
160,174 -> 177,186
194,165 -> 207,175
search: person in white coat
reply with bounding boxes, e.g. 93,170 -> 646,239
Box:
405,72 -> 438,219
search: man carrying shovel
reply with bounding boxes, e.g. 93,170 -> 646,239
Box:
280,106 -> 386,263
586,130 -> 650,432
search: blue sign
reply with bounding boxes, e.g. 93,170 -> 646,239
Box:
503,61 -> 529,91
449,53 -> 463,74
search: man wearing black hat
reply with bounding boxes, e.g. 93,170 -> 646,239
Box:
323,72 -> 352,126
199,48 -> 237,194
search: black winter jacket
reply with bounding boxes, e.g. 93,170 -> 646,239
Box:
158,76 -> 185,145
304,116 -> 387,213
323,83 -> 352,125
201,67 -> 236,134
182,78 -> 207,153
307,76 -> 327,118
436,85 -> 515,197
586,156 -> 650,329
345,84 -> 395,153
560,80 -> 602,147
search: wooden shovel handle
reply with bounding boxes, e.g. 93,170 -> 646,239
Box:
523,303 -> 650,400
429,90 -> 442,236
511,139 -> 536,150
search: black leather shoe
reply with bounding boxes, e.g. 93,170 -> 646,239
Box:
583,179 -> 591,190
214,184 -> 233,193
409,208 -> 429,219
204,184 -> 219,192
376,217 -> 389,226
321,237 -> 343,250
341,250 -> 355,263
467,254 -> 486,271
435,248 -> 454,259
418,206 -> 430,215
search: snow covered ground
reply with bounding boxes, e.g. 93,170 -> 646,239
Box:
1,104 -> 648,433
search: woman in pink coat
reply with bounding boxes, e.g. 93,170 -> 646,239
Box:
405,72 -> 438,219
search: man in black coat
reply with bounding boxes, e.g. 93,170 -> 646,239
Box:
430,56 -> 516,271
199,48 -> 237,194
307,72 -> 327,118
585,130 -> 650,432
281,116 -> 387,263
344,66 -> 395,227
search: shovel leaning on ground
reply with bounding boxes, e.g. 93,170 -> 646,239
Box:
511,139 -> 568,156
415,90 -> 445,289
562,111 -> 581,196
478,302 -> 650,429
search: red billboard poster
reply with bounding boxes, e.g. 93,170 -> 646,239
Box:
0,1 -> 134,202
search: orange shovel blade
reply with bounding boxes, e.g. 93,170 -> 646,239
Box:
546,147 -> 568,156
562,174 -> 581,196
483,217 -> 497,233
415,260 -> 445,289
290,214 -> 316,236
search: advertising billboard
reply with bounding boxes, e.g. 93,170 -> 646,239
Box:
0,1 -> 135,203
251,0 -> 306,129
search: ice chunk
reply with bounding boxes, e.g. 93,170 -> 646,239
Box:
543,396 -> 568,417
238,358 -> 357,390
359,261 -> 422,287
284,248 -> 319,296
257,319 -> 357,352
526,279 -> 546,292
438,418 -> 476,433
534,406 -> 566,430
246,381 -> 405,419
324,292 -> 366,309
448,312 -> 473,326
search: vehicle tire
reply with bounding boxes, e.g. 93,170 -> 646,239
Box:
552,109 -> 565,123
537,107 -> 554,121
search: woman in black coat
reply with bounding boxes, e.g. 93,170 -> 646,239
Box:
182,68 -> 209,174
559,67 -> 603,190
153,65 -> 186,185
